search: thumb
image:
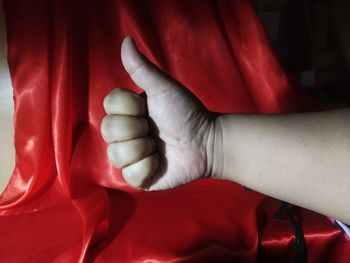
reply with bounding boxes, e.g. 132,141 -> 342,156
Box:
121,36 -> 178,96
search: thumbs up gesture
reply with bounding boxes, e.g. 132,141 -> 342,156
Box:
101,37 -> 221,190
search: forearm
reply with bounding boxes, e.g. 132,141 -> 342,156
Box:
215,109 -> 350,224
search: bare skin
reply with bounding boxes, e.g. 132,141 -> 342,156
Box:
101,37 -> 350,224
101,37 -> 216,190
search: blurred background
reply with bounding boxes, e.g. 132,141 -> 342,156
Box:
255,0 -> 350,109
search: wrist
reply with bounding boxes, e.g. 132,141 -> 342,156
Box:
205,114 -> 224,179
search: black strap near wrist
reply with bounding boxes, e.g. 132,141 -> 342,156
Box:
243,187 -> 306,262
274,201 -> 306,263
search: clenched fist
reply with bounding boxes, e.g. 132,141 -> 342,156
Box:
101,37 -> 222,190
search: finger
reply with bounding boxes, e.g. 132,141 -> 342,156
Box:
103,88 -> 146,116
121,36 -> 179,96
101,115 -> 148,143
122,153 -> 159,189
107,137 -> 156,169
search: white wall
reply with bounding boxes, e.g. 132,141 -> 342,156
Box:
0,0 -> 15,194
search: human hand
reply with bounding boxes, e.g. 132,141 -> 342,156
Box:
101,37 -> 222,190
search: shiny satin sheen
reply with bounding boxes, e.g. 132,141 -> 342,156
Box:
1,0 -> 349,262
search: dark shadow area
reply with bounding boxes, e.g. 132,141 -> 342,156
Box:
255,0 -> 350,109
86,189 -> 136,262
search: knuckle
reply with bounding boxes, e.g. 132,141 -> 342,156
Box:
107,144 -> 123,168
103,94 -> 111,112
128,60 -> 146,77
110,88 -> 127,101
122,166 -> 144,189
104,88 -> 145,116
104,88 -> 129,113
101,115 -> 112,141
119,92 -> 145,115
102,100 -> 108,113
108,87 -> 126,97
107,144 -> 116,160
122,168 -> 131,180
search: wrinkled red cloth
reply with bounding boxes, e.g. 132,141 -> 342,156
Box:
1,0 -> 349,262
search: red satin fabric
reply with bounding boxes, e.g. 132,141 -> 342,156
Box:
1,0 -> 349,262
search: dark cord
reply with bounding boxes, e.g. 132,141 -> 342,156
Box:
274,202 -> 306,263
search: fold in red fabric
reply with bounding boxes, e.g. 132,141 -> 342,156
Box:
1,0 -> 349,262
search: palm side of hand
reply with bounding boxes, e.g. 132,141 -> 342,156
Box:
145,79 -> 214,190
101,37 -> 216,190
